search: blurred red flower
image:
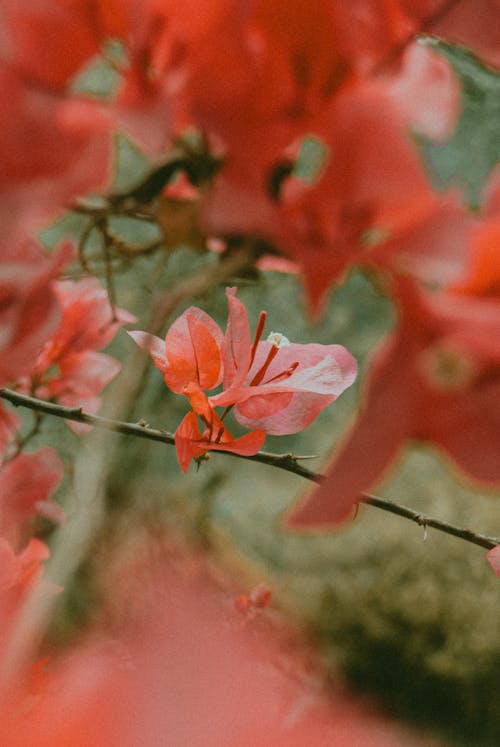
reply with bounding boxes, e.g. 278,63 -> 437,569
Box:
289,275 -> 500,527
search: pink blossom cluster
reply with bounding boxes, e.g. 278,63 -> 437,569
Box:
130,287 -> 356,470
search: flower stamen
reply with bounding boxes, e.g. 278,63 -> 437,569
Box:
250,311 -> 267,369
263,361 -> 299,384
250,344 -> 279,386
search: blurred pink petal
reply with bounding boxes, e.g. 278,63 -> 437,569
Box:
0,448 -> 64,546
384,41 -> 460,140
487,546 -> 500,578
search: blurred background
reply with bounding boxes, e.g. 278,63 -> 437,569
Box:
32,42 -> 500,746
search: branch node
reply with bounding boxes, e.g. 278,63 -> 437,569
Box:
416,515 -> 429,541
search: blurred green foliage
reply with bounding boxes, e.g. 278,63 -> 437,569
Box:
424,40 -> 500,207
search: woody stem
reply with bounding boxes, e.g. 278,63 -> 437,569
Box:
1,387 -> 499,552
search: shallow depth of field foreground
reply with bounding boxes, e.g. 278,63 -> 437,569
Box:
1,3 -> 500,745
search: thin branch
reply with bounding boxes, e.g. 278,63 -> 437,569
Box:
77,218 -> 96,274
1,387 -> 499,552
72,199 -> 156,223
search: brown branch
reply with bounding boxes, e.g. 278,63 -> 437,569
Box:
2,387 -> 499,552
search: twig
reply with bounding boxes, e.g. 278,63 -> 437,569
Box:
359,494 -> 499,551
97,216 -> 118,319
77,219 -> 96,273
1,387 -> 499,552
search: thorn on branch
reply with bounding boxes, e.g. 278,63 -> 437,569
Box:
195,453 -> 211,471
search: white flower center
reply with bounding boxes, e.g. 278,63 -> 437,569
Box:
266,331 -> 290,347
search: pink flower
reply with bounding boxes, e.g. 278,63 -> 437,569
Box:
36,278 -> 135,367
0,241 -> 67,387
0,448 -> 64,548
210,289 -> 357,435
23,278 -> 135,424
130,288 -> 355,469
0,537 -> 52,646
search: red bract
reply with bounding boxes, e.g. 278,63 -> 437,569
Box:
275,84 -> 453,313
190,0 -> 457,165
0,2 -> 116,238
0,448 -> 64,549
187,1 -> 341,179
332,1 -> 500,73
203,79 -> 461,316
0,0 -> 125,90
487,546 -> 500,578
451,220 -> 500,298
372,191 -> 472,288
24,278 -> 135,420
210,289 -> 357,435
450,168 -> 500,298
288,276 -> 500,527
0,407 -> 19,457
0,62 -> 112,242
0,242 -> 66,387
129,306 -> 225,393
175,406 -> 266,473
100,1 -> 230,155
0,537 -> 50,639
417,0 -> 500,70
38,277 -> 134,362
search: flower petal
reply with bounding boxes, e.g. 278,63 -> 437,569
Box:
128,331 -> 167,372
204,429 -> 266,459
175,411 -> 207,473
224,287 -> 251,389
235,391 -> 329,435
487,546 -> 500,578
214,342 -> 357,434
165,307 -> 224,392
